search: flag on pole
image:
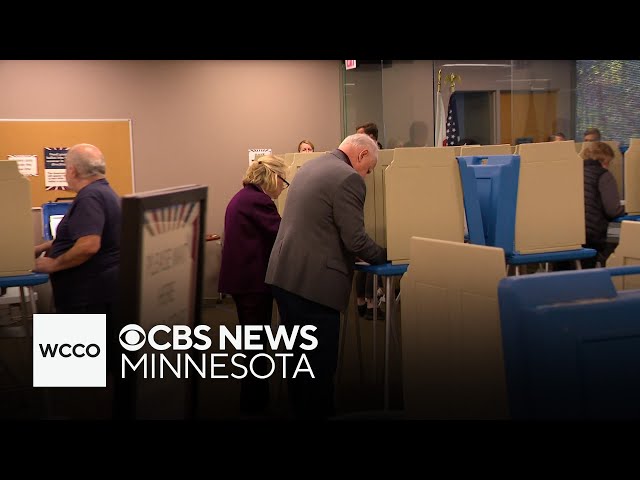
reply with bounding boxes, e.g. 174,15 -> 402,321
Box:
435,90 -> 447,147
445,91 -> 461,146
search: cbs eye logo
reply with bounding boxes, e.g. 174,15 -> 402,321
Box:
119,324 -> 146,351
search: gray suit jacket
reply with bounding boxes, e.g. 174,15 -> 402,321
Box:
265,149 -> 387,312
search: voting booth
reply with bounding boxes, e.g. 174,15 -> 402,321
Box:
608,220 -> 640,291
0,161 -> 35,277
41,200 -> 72,241
498,265 -> 640,419
623,138 -> 640,214
400,237 -> 508,419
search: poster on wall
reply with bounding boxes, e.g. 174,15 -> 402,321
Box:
8,154 -> 38,177
248,148 -> 272,165
44,147 -> 69,191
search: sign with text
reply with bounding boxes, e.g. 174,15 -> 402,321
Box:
44,147 -> 69,191
117,184 -> 207,420
249,148 -> 272,165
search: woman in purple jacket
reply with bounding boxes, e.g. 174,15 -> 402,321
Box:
218,155 -> 289,415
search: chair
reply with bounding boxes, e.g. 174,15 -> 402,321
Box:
498,265 -> 640,419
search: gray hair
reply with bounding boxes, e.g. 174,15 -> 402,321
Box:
339,133 -> 379,153
65,143 -> 106,178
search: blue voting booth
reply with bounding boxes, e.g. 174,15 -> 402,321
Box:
41,201 -> 72,241
498,265 -> 640,419
457,155 -> 596,270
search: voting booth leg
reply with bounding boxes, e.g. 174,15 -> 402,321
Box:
372,274 -> 378,380
383,275 -> 393,411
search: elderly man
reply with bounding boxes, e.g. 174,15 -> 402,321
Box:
266,133 -> 387,419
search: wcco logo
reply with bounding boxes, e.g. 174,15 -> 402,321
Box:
33,314 -> 106,387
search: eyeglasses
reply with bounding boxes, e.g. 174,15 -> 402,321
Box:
278,175 -> 290,189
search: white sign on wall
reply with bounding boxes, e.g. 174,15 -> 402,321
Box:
8,154 -> 38,177
248,148 -> 272,165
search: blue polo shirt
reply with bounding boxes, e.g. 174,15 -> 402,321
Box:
48,178 -> 121,308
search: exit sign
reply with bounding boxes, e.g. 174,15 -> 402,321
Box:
345,60 -> 357,70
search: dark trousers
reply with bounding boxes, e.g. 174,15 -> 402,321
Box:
272,285 -> 340,420
355,271 -> 382,298
554,242 -> 617,271
232,293 -> 274,414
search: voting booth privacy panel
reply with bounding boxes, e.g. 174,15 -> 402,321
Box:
384,147 -> 468,263
498,265 -> 640,419
115,184 -> 207,420
0,161 -> 34,277
624,138 -> 640,214
608,221 -> 640,291
513,141 -> 585,254
364,149 -> 395,245
401,237 -> 508,419
459,144 -> 512,156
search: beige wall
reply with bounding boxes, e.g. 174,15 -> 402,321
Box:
0,60 -> 342,294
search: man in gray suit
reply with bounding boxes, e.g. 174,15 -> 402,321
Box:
265,133 -> 387,419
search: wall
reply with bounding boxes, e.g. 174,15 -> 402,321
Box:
0,60 -> 343,295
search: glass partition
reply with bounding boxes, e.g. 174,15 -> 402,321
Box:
341,60 -> 579,147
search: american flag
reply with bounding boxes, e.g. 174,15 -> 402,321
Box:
445,91 -> 460,146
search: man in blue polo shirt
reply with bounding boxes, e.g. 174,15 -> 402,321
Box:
34,143 -> 121,376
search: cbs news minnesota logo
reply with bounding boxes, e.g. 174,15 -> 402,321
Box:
33,314 -> 106,387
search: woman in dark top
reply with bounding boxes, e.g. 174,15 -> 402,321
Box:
218,155 -> 289,415
581,141 -> 625,268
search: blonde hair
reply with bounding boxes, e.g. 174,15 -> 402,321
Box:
242,155 -> 288,191
581,141 -> 614,164
298,139 -> 315,152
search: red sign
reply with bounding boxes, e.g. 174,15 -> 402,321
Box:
345,60 -> 357,70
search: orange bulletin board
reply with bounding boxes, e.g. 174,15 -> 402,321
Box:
0,119 -> 134,207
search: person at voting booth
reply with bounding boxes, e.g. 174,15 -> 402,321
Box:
297,140 -> 315,153
218,155 -> 288,416
33,143 -> 121,373
265,133 -> 387,419
581,141 -> 625,268
354,122 -> 384,318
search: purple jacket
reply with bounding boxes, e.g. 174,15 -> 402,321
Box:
218,183 -> 281,294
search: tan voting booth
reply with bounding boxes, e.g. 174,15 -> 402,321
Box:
459,144 -> 512,156
0,161 -> 36,277
400,237 -> 508,419
363,149 -> 395,245
608,221 -> 640,291
624,138 -> 640,214
514,141 -> 585,253
384,147 -> 467,263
